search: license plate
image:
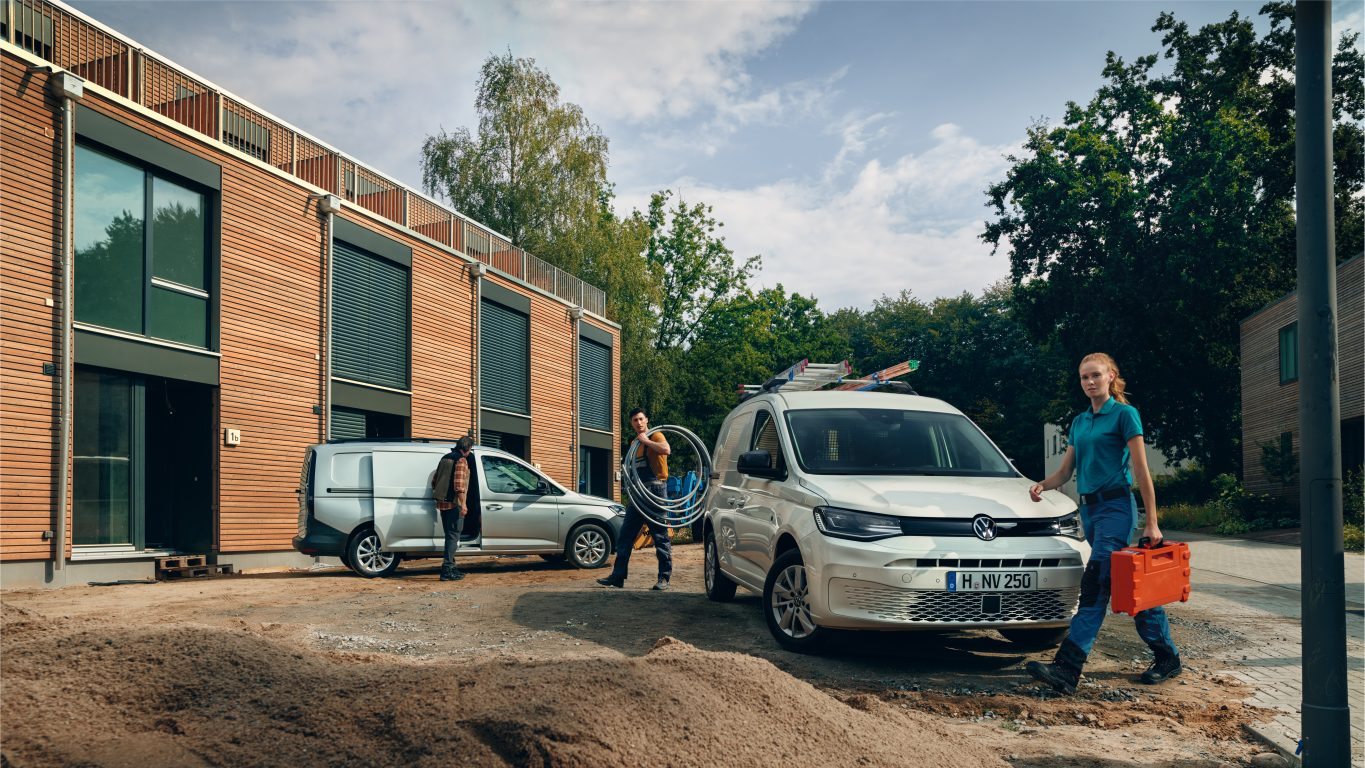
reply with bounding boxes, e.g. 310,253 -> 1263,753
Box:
947,571 -> 1037,592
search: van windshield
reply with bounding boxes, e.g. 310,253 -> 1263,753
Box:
783,408 -> 1016,477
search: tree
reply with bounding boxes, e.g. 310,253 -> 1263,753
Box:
420,51 -> 609,249
981,7 -> 1362,476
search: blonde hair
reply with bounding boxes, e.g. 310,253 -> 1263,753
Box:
1080,352 -> 1129,404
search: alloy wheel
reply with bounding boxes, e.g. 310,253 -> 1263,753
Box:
574,529 -> 607,566
770,564 -> 816,639
355,532 -> 394,575
705,539 -> 718,592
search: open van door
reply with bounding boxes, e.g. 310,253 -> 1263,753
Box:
372,447 -> 447,552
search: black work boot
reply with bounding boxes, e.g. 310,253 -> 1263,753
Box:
651,578 -> 670,591
596,576 -> 624,588
440,568 -> 465,582
1025,659 -> 1082,694
1141,656 -> 1182,684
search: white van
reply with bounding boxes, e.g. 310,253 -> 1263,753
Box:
294,439 -> 625,577
699,391 -> 1087,652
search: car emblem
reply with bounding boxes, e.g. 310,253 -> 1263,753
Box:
972,515 -> 997,541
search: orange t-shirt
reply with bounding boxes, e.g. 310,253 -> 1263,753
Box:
633,432 -> 668,481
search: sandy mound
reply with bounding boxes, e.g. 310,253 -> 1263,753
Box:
0,606 -> 1005,768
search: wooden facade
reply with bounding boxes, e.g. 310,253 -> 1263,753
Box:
1240,254 -> 1363,509
0,41 -> 620,573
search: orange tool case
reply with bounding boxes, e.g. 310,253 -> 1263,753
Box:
1110,539 -> 1191,616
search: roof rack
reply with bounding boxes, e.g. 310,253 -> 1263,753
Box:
832,360 -> 920,391
738,359 -> 920,403
325,437 -> 463,445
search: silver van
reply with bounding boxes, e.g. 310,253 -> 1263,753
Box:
293,439 -> 626,577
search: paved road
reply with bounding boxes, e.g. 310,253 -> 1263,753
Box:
1173,531 -> 1364,765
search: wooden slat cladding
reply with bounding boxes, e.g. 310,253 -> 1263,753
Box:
0,52 -> 63,560
0,50 -> 620,564
1240,255 -> 1363,511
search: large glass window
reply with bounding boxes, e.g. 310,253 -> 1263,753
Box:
73,370 -> 134,545
784,408 -> 1016,477
1279,322 -> 1298,384
75,144 -> 211,348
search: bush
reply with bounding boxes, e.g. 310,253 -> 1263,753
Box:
1152,463 -> 1215,506
1344,467 -> 1363,529
1345,524 -> 1363,554
1158,504 -> 1226,531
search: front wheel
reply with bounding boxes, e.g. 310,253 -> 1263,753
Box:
998,626 -> 1070,648
704,530 -> 736,602
566,524 -> 611,569
346,527 -> 400,578
763,548 -> 831,653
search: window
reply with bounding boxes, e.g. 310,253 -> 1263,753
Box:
1279,322 -> 1298,384
75,144 -> 211,347
481,455 -> 558,495
579,336 -> 611,431
73,370 -> 135,545
481,299 -> 530,414
330,406 -> 405,440
784,408 -> 1016,477
332,240 -> 410,390
749,409 -> 788,478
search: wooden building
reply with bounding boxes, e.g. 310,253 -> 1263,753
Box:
1240,254 -> 1363,510
1,1 -> 621,588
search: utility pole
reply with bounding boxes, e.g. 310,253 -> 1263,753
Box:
1295,2 -> 1348,765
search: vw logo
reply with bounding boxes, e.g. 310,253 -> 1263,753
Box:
972,515 -> 997,541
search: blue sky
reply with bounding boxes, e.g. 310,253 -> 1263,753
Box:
70,1 -> 1364,310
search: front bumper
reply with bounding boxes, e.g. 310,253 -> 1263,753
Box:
802,533 -> 1088,630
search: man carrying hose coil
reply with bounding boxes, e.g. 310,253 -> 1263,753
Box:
598,408 -> 674,591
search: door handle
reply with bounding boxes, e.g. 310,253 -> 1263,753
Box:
485,503 -> 503,511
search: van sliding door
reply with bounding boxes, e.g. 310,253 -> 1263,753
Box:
371,448 -> 446,552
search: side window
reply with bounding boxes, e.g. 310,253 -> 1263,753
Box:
1279,322 -> 1298,384
330,452 -> 373,489
481,455 -> 559,495
749,410 -> 788,478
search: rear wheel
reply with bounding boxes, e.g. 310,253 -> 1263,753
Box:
763,548 -> 831,653
999,626 -> 1070,648
566,524 -> 611,569
346,527 -> 399,579
703,530 -> 736,602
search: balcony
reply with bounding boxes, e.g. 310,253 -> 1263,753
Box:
2,0 -> 608,317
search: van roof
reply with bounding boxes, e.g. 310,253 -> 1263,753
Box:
773,390 -> 961,414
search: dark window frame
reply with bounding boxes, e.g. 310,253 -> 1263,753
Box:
1279,322 -> 1298,385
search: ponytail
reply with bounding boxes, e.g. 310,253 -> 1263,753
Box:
1080,352 -> 1129,404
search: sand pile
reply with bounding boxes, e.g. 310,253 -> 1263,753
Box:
0,603 -> 1006,768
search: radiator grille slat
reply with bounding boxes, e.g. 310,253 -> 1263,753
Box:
835,582 -> 1080,624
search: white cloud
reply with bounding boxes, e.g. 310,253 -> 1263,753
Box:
623,122 -> 1022,311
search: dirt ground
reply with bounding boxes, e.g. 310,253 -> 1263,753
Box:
1,544 -> 1284,767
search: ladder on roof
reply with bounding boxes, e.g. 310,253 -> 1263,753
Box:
739,358 -> 919,400
833,359 -> 920,391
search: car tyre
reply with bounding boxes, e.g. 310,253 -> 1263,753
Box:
703,530 -> 737,602
998,626 -> 1070,648
763,548 -> 831,653
566,523 -> 611,569
346,527 -> 400,579
539,553 -> 567,563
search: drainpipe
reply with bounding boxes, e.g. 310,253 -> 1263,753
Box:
310,194 -> 342,440
47,69 -> 84,571
570,307 -> 583,489
471,262 -> 486,441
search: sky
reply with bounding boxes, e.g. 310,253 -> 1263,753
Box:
69,0 -> 1365,312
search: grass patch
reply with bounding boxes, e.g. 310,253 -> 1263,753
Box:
1157,504 -> 1226,531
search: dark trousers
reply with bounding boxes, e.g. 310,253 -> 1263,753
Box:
441,508 -> 464,574
608,484 -> 672,582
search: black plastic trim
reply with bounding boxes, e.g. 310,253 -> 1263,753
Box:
334,217 -> 412,267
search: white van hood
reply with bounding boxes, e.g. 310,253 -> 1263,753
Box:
797,474 -> 1077,520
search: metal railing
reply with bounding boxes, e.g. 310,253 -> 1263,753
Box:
7,0 -> 610,321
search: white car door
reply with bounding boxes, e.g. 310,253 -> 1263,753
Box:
372,447 -> 447,552
736,408 -> 784,574
478,454 -> 561,550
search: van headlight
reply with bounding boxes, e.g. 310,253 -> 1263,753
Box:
813,506 -> 902,541
608,504 -> 627,517
1057,512 -> 1084,540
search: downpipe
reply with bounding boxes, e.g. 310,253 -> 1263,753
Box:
309,194 -> 340,440
50,69 -> 84,571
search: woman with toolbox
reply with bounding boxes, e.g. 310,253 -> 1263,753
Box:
1024,353 -> 1181,694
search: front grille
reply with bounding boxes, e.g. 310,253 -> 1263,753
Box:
836,583 -> 1080,624
915,558 -> 1080,568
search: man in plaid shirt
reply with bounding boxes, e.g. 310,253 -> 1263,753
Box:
432,435 -> 475,581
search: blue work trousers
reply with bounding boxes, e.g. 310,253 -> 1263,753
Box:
608,483 -> 672,583
1055,495 -> 1178,671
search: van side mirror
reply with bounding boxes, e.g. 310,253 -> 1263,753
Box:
535,480 -> 550,495
737,450 -> 781,478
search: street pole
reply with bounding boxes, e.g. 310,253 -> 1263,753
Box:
1294,3 -> 1348,765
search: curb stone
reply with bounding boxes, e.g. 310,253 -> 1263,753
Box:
1242,723 -> 1302,766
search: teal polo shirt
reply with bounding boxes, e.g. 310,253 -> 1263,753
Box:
1069,398 -> 1143,495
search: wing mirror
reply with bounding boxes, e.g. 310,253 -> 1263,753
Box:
535,479 -> 551,495
737,450 -> 782,478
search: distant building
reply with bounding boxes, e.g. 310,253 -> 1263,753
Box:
1239,254 -> 1364,512
1042,423 -> 1186,505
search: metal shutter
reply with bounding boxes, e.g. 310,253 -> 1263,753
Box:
333,240 -> 408,390
579,337 -> 611,431
331,406 -> 366,440
481,298 -> 529,414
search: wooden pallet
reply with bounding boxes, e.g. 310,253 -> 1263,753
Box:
157,563 -> 234,580
156,555 -> 207,570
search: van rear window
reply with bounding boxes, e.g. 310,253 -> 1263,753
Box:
784,408 -> 1016,477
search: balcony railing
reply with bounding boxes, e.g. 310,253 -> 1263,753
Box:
4,0 -> 609,319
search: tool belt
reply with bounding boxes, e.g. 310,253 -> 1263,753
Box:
1079,486 -> 1131,506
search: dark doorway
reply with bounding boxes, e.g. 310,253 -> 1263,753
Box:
144,376 -> 214,553
480,429 -> 526,460
580,445 -> 610,498
331,406 -> 407,440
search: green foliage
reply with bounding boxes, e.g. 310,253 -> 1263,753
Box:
1345,525 -> 1363,554
982,7 -> 1363,476
1151,463 -> 1214,506
1256,436 -> 1299,487
1345,467 -> 1364,529
1158,504 -> 1226,531
420,51 -> 609,249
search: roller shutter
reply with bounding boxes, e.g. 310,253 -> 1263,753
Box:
331,406 -> 366,440
579,337 -> 611,431
481,298 -> 529,414
333,240 -> 409,390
